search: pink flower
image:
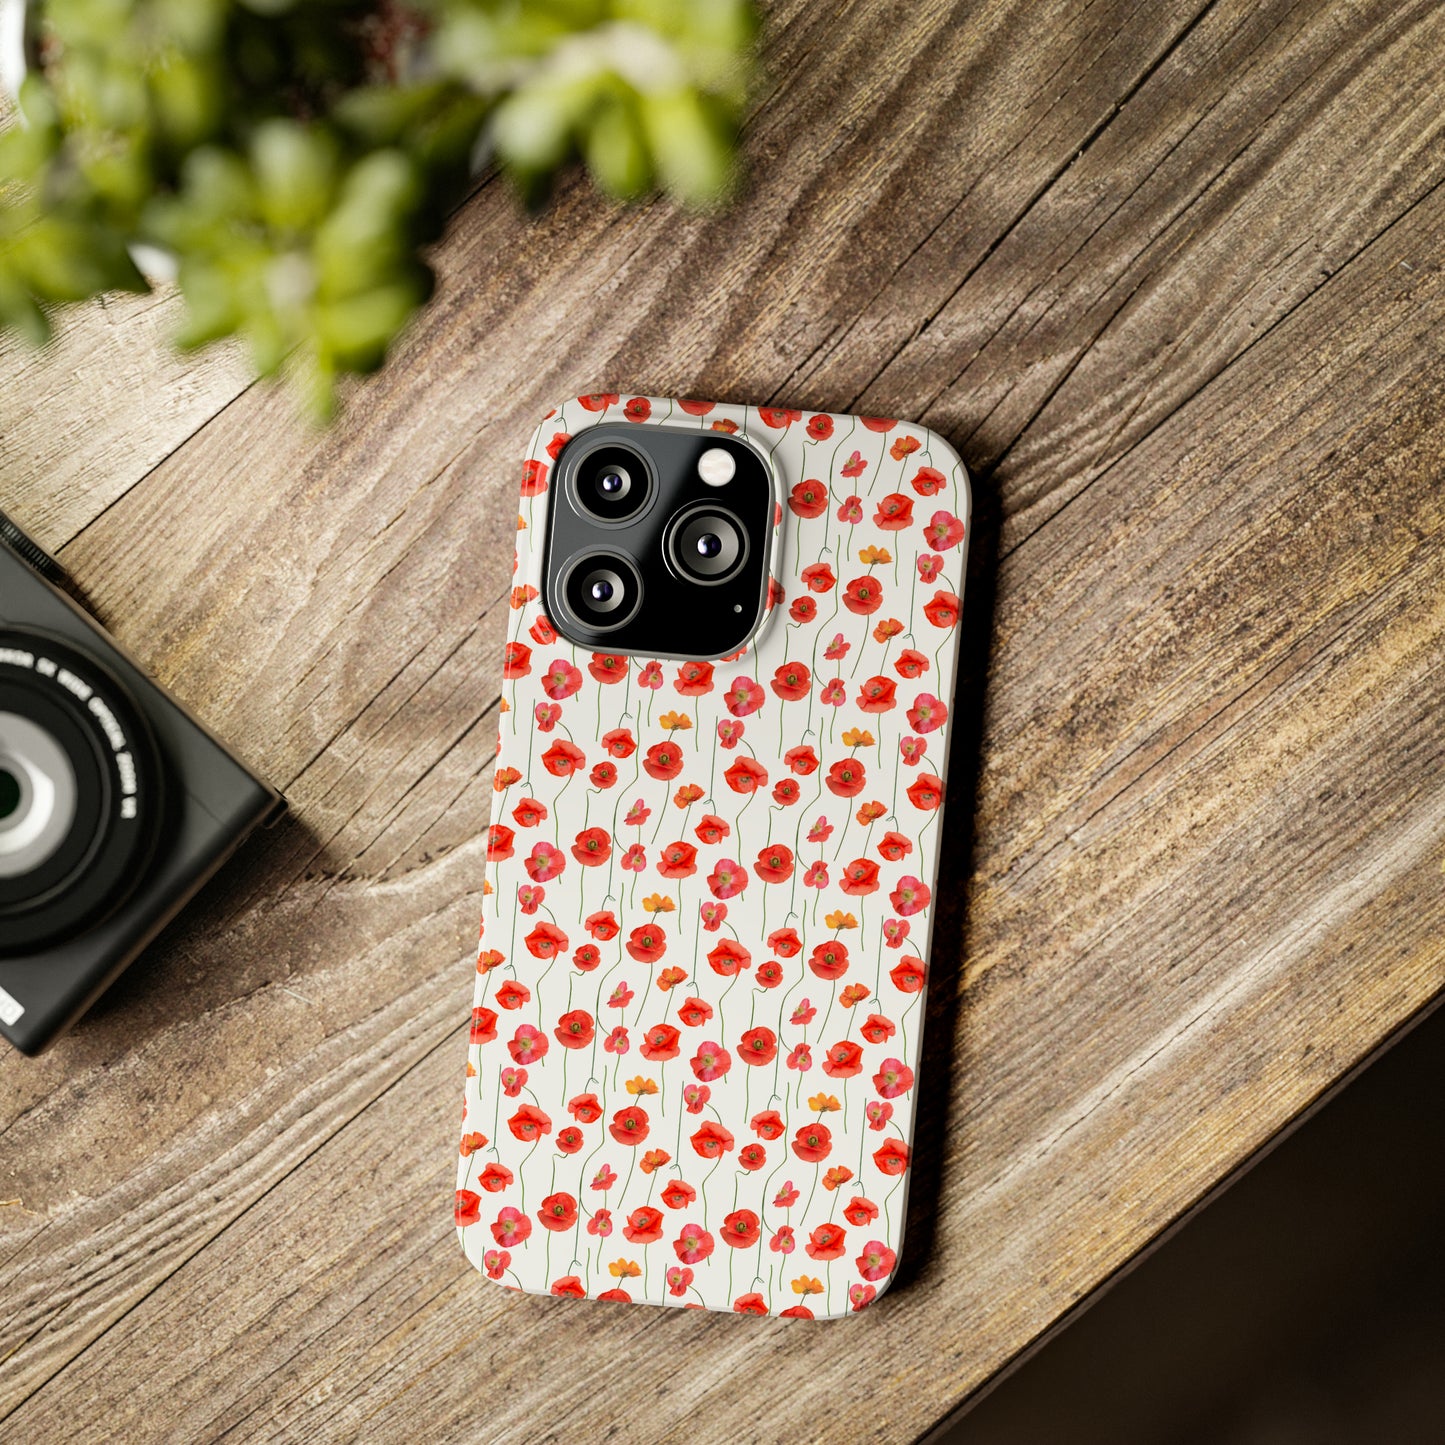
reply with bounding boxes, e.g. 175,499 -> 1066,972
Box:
803,859 -> 829,889
624,798 -> 651,827
621,843 -> 647,873
683,1082 -> 711,1114
699,900 -> 727,931
855,1240 -> 897,1282
866,1100 -> 894,1132
873,1057 -> 915,1099
707,857 -> 749,900
899,735 -> 926,767
770,1226 -> 796,1255
637,661 -> 663,690
534,701 -> 561,731
717,718 -> 744,749
691,1040 -> 732,1082
906,692 -> 948,734
588,1208 -> 614,1237
890,874 -> 931,916
774,1180 -> 800,1209
786,1042 -> 812,1072
540,658 -> 583,700
820,678 -> 847,707
591,1163 -> 617,1190
603,1025 -> 630,1056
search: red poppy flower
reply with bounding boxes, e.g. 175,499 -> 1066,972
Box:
623,396 -> 652,422
677,398 -> 714,415
874,1139 -> 910,1175
895,648 -> 929,680
770,661 -> 811,701
792,1122 -> 833,1162
476,949 -> 504,974
840,451 -> 868,478
641,1023 -> 681,1061
511,797 -> 547,829
843,576 -> 883,615
788,480 -> 828,519
924,590 -> 961,628
492,767 -> 521,792
540,740 -> 585,776
545,431 -> 571,460
890,432 -> 922,459
721,1208 -> 761,1248
806,414 -> 834,440
676,996 -> 713,1028
657,840 -> 698,878
643,741 -> 684,780
841,858 -> 880,895
690,1120 -> 735,1158
906,773 -> 944,810
523,922 -> 568,959
495,979 -> 531,1011
857,675 -> 897,712
843,1198 -> 880,1229
758,406 -> 801,428
890,955 -> 928,993
874,493 -> 913,530
520,459 -> 548,497
626,924 -> 667,963
459,1131 -> 487,1157
910,465 -> 945,495
477,1162 -> 514,1194
823,1040 -> 864,1078
578,393 -> 619,411
694,812 -> 730,845
455,1189 -> 482,1227
674,659 -> 715,695
788,595 -> 816,624
809,940 -> 850,980
723,757 -> 769,793
550,1275 -> 586,1298
805,1221 -> 847,1261
876,830 -> 913,863
568,1093 -> 603,1123
556,1125 -> 584,1154
502,641 -> 532,679
554,1009 -> 595,1050
859,1013 -> 897,1045
860,416 -> 896,432
530,614 -> 558,645
706,938 -> 751,976
768,926 -> 803,957
826,758 -> 867,798
756,958 -> 784,988
623,1206 -> 665,1244
801,562 -> 836,593
733,1293 -> 769,1315
610,1106 -> 651,1145
508,1104 -> 552,1142
486,824 -> 515,862
754,843 -> 794,884
588,653 -> 628,685
738,1026 -> 778,1066
660,1179 -> 697,1210
585,909 -> 619,940
751,1109 -> 786,1140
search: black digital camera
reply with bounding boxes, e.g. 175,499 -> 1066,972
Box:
0,510 -> 283,1054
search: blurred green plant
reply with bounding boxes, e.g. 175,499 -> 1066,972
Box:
0,0 -> 757,415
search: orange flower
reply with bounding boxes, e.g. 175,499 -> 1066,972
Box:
840,983 -> 871,1008
808,1092 -> 842,1113
840,728 -> 875,748
625,1076 -> 659,1096
822,1165 -> 854,1191
823,910 -> 858,931
642,893 -> 676,914
658,711 -> 692,731
857,544 -> 892,565
609,1258 -> 643,1278
791,1275 -> 825,1296
657,966 -> 688,991
640,1149 -> 672,1174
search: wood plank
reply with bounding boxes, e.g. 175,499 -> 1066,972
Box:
2,0 -> 1443,1436
0,290 -> 252,547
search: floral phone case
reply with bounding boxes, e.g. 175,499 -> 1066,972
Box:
457,395 -> 969,1319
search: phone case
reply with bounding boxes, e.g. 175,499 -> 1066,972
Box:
456,395 -> 969,1319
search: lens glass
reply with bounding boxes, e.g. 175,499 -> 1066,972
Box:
561,552 -> 643,633
571,444 -> 652,524
0,713 -> 79,880
666,505 -> 748,585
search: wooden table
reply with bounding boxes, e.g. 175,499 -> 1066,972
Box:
3,1 -> 1443,1440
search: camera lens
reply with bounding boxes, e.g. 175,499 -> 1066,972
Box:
665,504 -> 749,586
561,552 -> 643,633
570,444 -> 652,524
0,628 -> 162,954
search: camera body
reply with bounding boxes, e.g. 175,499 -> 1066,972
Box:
0,515 -> 283,1054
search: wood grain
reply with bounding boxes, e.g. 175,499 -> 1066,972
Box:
2,0 -> 1443,1439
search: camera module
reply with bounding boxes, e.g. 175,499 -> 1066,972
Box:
664,504 -> 749,586
560,552 -> 644,633
569,443 -> 653,525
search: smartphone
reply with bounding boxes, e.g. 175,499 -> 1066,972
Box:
456,395 -> 968,1319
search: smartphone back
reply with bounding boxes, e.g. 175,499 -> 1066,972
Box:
457,396 -> 969,1319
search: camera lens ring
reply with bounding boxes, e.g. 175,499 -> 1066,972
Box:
663,502 -> 751,587
0,628 -> 163,954
558,550 -> 645,635
565,441 -> 656,526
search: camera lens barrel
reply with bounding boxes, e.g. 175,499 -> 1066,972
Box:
0,629 -> 163,953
